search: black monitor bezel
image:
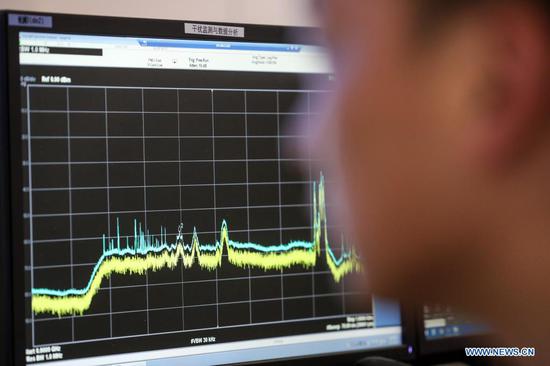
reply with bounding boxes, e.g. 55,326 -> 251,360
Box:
1,10 -> 416,365
0,10 -> 14,366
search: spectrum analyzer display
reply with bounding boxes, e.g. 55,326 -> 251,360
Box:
12,27 -> 403,365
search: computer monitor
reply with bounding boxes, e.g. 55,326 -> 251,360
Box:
418,303 -> 490,355
0,11 -> 414,366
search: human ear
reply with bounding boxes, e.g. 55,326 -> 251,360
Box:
475,3 -> 550,167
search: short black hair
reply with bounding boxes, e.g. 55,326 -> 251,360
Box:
417,0 -> 550,35
419,0 -> 550,19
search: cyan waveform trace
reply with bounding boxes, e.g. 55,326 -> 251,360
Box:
31,173 -> 361,316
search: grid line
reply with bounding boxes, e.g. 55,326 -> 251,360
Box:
24,85 -> 365,346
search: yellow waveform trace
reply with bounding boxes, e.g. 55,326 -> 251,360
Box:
32,174 -> 361,316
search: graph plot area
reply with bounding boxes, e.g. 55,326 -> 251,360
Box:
24,85 -> 367,347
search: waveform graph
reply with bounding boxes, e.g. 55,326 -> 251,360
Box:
24,84 -> 366,350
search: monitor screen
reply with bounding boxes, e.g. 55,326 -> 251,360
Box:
4,12 -> 406,366
422,304 -> 488,341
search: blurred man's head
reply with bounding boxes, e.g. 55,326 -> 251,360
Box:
309,0 -> 550,316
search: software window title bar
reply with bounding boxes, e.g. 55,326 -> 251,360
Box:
19,32 -> 331,74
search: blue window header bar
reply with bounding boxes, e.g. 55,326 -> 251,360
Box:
19,32 -> 309,53
137,39 -> 302,52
